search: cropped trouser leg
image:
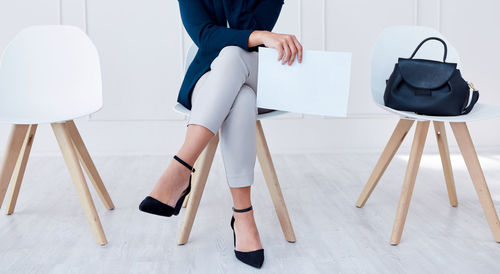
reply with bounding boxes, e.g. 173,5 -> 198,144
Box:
187,46 -> 258,188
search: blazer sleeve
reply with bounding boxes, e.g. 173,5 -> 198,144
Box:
178,0 -> 254,52
223,0 -> 284,31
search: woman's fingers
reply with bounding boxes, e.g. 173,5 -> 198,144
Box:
281,41 -> 291,65
287,36 -> 298,65
292,36 -> 303,63
276,44 -> 285,61
263,32 -> 302,65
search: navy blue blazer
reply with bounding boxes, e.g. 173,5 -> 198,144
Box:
177,0 -> 284,109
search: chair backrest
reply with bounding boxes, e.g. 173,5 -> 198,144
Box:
185,44 -> 198,73
0,25 -> 102,124
371,26 -> 461,106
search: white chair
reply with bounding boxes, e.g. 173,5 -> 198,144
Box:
174,45 -> 296,245
0,25 -> 114,245
356,25 -> 500,245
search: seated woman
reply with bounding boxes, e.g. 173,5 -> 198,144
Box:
140,0 -> 302,268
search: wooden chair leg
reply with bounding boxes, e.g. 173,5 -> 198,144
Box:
450,122 -> 500,242
64,120 -> 114,210
433,121 -> 458,207
390,121 -> 430,245
5,125 -> 37,215
0,125 -> 30,208
256,120 -> 296,243
356,119 -> 414,208
177,133 -> 219,245
182,193 -> 190,208
52,122 -> 107,245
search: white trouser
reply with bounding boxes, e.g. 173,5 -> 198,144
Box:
187,46 -> 259,188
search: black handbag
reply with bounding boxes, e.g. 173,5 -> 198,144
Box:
384,37 -> 479,116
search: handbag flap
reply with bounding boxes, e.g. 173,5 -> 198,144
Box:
397,58 -> 457,89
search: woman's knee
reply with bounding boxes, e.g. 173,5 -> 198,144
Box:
220,46 -> 245,58
213,46 -> 247,69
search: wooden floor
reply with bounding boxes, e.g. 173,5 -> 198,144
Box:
1,152 -> 500,274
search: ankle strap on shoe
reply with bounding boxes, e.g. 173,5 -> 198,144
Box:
232,205 -> 253,213
173,155 -> 195,173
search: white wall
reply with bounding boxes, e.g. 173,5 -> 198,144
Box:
0,0 -> 499,155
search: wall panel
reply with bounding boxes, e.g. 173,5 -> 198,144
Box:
273,0 -> 301,37
417,0 -> 440,28
0,0 -> 500,155
61,0 -> 87,30
440,0 -> 500,105
325,0 -> 416,116
301,0 -> 325,51
86,0 -> 184,121
0,0 -> 60,53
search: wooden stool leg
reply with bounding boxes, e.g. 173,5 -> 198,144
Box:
0,125 -> 30,209
256,120 -> 296,243
450,122 -> 500,242
64,120 -> 114,210
356,119 -> 414,208
390,121 -> 430,245
5,125 -> 37,214
433,121 -> 458,207
52,123 -> 107,245
177,133 -> 219,245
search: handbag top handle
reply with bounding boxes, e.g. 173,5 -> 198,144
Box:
409,37 -> 448,62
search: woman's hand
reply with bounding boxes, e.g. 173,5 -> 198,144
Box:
249,30 -> 303,65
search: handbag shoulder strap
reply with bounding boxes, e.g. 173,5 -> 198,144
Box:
410,37 -> 448,62
462,83 -> 480,115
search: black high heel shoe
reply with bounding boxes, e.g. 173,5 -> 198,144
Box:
139,155 -> 195,217
230,205 -> 264,269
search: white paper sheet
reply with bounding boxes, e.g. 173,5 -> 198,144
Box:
256,47 -> 352,117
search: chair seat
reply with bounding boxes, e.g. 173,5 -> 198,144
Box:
173,103 -> 288,120
378,103 -> 500,122
0,108 -> 102,125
